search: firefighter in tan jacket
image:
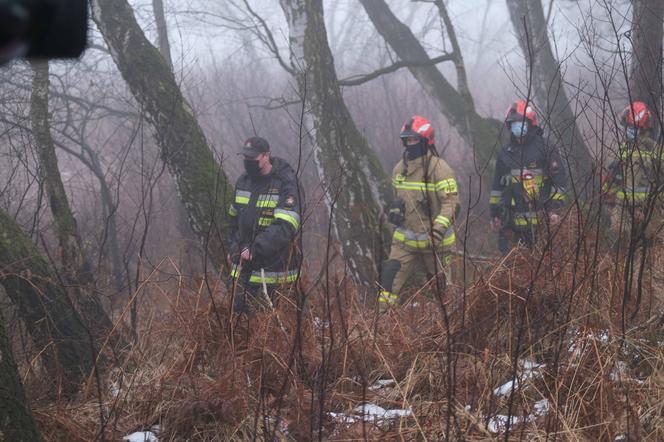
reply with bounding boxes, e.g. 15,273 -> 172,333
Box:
378,116 -> 459,308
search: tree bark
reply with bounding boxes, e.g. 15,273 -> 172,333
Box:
629,0 -> 663,117
91,0 -> 233,270
506,0 -> 594,187
358,0 -> 503,170
150,0 -> 203,276
279,0 -> 392,284
0,307 -> 43,442
29,60 -> 114,339
0,209 -> 94,394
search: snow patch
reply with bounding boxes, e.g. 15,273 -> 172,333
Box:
487,413 -> 536,433
123,431 -> 158,442
369,379 -> 396,390
329,402 -> 412,424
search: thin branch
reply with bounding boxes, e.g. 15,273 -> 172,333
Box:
338,53 -> 454,86
241,0 -> 296,75
433,0 -> 474,109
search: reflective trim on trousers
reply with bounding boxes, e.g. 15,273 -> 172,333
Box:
231,265 -> 299,284
513,212 -> 538,226
378,290 -> 399,305
394,227 -> 455,249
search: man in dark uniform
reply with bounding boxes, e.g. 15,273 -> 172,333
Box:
489,100 -> 567,254
227,137 -> 302,314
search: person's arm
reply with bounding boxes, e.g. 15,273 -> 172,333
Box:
431,160 -> 459,248
490,153 -> 507,219
227,185 -> 241,262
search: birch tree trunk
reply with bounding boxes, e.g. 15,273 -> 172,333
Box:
91,0 -> 232,269
279,0 -> 392,284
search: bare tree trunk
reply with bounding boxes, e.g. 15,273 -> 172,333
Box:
629,0 -> 663,118
0,307 -> 43,442
358,0 -> 503,169
91,0 -> 233,270
152,0 -> 173,69
279,0 -> 392,284
506,0 -> 594,187
150,0 -> 203,277
29,60 -> 114,339
0,209 -> 94,394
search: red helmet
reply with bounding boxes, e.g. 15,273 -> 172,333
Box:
400,115 -> 435,146
621,101 -> 652,129
505,100 -> 538,127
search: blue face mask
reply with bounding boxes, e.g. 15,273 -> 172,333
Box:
511,121 -> 528,138
626,126 -> 638,141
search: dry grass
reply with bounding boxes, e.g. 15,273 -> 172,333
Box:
21,220 -> 664,441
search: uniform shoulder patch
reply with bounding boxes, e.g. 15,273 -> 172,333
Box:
285,195 -> 296,208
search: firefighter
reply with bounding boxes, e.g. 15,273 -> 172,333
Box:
489,100 -> 567,254
377,116 -> 459,309
227,136 -> 302,314
603,101 -> 664,270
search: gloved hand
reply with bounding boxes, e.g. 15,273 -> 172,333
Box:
386,199 -> 406,226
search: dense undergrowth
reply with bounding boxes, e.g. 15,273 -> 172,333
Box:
20,217 -> 664,441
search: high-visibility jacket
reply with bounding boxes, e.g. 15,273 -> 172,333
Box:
604,136 -> 664,206
390,151 -> 458,251
228,157 -> 302,284
489,132 -> 566,229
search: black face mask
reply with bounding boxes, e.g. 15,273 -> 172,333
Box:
405,142 -> 428,160
244,159 -> 262,177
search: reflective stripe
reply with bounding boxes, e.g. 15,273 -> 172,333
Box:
378,290 -> 399,305
228,204 -> 238,216
434,215 -> 451,229
442,229 -> 456,247
393,227 -> 455,249
511,175 -> 543,184
274,208 -> 301,230
393,228 -> 431,249
436,178 -> 458,193
510,168 -> 543,176
392,177 -> 458,193
256,194 -> 280,208
514,212 -> 538,226
620,149 -> 653,160
490,190 -> 502,204
231,265 -> 299,283
258,217 -> 273,227
235,190 -> 251,205
616,191 -> 649,201
393,180 -> 437,191
235,190 -> 250,204
550,186 -> 566,201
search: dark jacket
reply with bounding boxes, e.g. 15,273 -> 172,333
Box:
228,156 -> 302,284
489,130 -> 566,229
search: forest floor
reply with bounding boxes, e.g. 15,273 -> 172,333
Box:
22,229 -> 664,441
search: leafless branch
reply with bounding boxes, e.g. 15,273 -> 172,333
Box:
338,53 -> 454,86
